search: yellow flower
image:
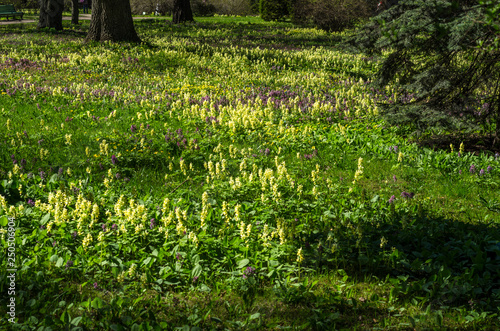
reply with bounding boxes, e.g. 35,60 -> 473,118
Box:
297,247 -> 304,264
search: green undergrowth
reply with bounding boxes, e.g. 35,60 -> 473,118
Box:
0,16 -> 499,330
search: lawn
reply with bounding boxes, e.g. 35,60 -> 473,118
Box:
0,16 -> 499,330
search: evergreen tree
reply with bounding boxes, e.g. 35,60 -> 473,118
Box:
351,0 -> 500,143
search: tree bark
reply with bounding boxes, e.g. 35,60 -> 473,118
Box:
38,0 -> 64,30
71,0 -> 79,24
85,0 -> 141,42
173,0 -> 194,24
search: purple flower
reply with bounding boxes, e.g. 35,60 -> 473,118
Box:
479,169 -> 485,176
242,266 -> 256,279
459,170 -> 462,175
401,191 -> 414,199
111,223 -> 117,230
130,125 -> 137,133
176,253 -> 182,261
115,173 -> 121,180
102,224 -> 107,231
65,260 -> 74,270
58,167 -> 63,176
388,195 -> 395,204
193,276 -> 199,283
93,282 -> 98,289
39,171 -> 46,180
52,241 -> 56,247
487,165 -> 492,173
469,164 -> 476,174
72,231 -> 78,239
27,199 -> 35,207
393,175 -> 397,182
150,218 -> 155,229
111,155 -> 117,165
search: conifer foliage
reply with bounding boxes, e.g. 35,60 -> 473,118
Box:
352,0 -> 500,143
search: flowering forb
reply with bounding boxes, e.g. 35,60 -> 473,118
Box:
242,266 -> 256,279
297,247 -> 304,264
401,191 -> 414,199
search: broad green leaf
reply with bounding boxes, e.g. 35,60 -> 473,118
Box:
56,257 -> 64,268
191,264 -> 202,278
91,297 -> 104,309
71,316 -> 83,326
237,259 -> 250,269
40,213 -> 50,225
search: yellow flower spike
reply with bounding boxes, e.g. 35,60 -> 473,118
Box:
297,247 -> 304,264
398,152 -> 403,162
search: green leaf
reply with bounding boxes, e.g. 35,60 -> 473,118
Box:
40,213 -> 50,225
237,259 -> 250,269
56,257 -> 64,268
0,215 -> 8,226
71,316 -> 83,326
142,257 -> 152,267
192,264 -> 202,278
249,312 -> 261,320
91,297 -> 104,309
50,254 -> 59,263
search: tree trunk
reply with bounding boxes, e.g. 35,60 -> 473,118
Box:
85,0 -> 141,42
71,0 -> 79,24
173,0 -> 194,24
38,0 -> 64,30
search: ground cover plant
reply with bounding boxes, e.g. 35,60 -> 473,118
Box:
1,15 -> 500,330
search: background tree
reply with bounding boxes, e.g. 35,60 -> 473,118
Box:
38,0 -> 64,30
71,0 -> 79,24
172,0 -> 194,23
86,0 -> 141,42
259,0 -> 289,21
293,0 -> 373,31
351,0 -> 500,143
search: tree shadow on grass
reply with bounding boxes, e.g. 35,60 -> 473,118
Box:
300,202 -> 500,313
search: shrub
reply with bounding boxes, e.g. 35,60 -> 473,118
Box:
130,0 -> 174,15
191,0 -> 216,16
211,0 -> 254,15
293,0 -> 373,32
259,0 -> 290,21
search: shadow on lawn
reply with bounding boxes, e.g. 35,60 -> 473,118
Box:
303,204 -> 500,312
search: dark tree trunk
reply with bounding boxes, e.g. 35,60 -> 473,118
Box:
85,0 -> 141,42
71,0 -> 79,24
173,0 -> 194,24
38,0 -> 64,30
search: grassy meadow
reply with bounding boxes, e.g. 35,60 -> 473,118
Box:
1,16 -> 500,330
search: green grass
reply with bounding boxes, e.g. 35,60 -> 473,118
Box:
0,16 -> 499,330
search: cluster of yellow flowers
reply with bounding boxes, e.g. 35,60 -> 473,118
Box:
352,157 -> 364,185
